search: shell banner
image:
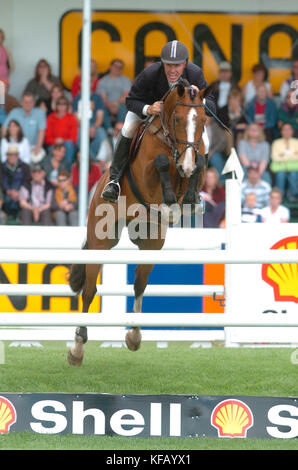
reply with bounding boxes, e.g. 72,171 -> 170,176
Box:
1,392 -> 298,439
228,224 -> 298,345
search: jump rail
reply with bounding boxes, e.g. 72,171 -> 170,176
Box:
0,248 -> 297,264
0,313 -> 297,328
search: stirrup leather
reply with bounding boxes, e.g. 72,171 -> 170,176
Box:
101,179 -> 121,201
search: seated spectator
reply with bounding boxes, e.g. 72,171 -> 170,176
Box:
280,58 -> 298,103
241,193 -> 262,223
1,119 -> 31,164
73,88 -> 108,160
71,59 -> 100,99
217,88 -> 248,146
277,90 -> 298,138
211,61 -> 240,111
260,187 -> 290,223
238,123 -> 271,184
242,63 -> 273,107
71,150 -> 101,193
0,186 -> 7,224
2,91 -> 46,161
270,123 -> 298,201
39,83 -> 66,116
0,29 -> 14,81
241,165 -> 271,209
51,170 -> 78,226
45,97 -> 78,170
41,143 -> 68,187
0,145 -> 31,221
19,163 -> 53,225
246,83 -> 278,143
96,58 -> 131,125
1,79 -> 20,114
23,59 -> 60,105
200,167 -> 225,228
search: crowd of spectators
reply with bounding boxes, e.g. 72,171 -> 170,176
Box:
203,58 -> 298,227
0,32 -> 297,227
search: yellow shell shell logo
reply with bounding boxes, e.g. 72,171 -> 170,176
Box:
262,236 -> 298,303
211,399 -> 253,438
0,396 -> 16,433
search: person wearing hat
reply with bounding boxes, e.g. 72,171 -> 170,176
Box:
0,144 -> 31,221
19,163 -> 53,225
210,61 -> 240,113
101,40 -> 216,202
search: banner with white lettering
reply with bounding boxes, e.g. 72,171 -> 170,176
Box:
1,392 -> 298,439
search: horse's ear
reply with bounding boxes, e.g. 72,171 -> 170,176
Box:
199,84 -> 213,100
177,83 -> 185,97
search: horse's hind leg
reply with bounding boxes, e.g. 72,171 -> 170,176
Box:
68,263 -> 102,366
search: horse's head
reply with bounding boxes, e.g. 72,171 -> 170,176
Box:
163,79 -> 213,178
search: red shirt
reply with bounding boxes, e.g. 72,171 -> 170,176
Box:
71,75 -> 99,98
202,185 -> 225,204
45,112 -> 78,146
71,163 -> 101,192
254,100 -> 266,127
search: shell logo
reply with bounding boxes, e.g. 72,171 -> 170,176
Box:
0,396 -> 16,433
211,399 -> 253,438
262,236 -> 298,303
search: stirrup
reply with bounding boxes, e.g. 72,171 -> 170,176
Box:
101,179 -> 121,202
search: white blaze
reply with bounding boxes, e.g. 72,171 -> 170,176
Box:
182,107 -> 197,177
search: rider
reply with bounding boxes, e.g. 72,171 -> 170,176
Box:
101,40 -> 216,202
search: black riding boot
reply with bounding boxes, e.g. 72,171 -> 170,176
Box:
101,135 -> 132,202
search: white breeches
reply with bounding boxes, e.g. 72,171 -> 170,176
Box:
121,110 -> 209,154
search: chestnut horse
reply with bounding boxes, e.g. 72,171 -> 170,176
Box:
67,80 -> 212,366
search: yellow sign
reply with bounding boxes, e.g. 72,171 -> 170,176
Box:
0,263 -> 101,313
60,10 -> 298,93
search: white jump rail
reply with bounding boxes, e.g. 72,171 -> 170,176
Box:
0,284 -> 224,297
0,313 -> 298,328
0,248 -> 296,264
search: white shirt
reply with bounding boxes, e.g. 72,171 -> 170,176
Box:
1,137 -> 31,165
218,81 -> 231,108
260,205 -> 290,223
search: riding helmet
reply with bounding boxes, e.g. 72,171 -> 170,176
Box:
161,40 -> 189,64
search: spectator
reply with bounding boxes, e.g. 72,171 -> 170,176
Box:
96,58 -> 131,125
0,186 -> 7,224
71,150 -> 101,193
73,88 -> 108,159
280,58 -> 298,103
200,167 -> 225,228
277,90 -> 298,138
1,79 -> 20,114
0,145 -> 31,221
41,143 -> 68,187
217,88 -> 248,145
45,97 -> 78,170
270,123 -> 298,202
0,29 -> 14,81
39,83 -> 66,116
23,59 -> 60,105
238,123 -> 271,184
2,91 -> 46,160
241,193 -> 262,223
242,63 -> 273,107
19,163 -> 53,225
1,119 -> 31,164
260,188 -> 290,223
246,83 -> 278,143
71,59 -> 100,99
0,104 -> 6,129
211,61 -> 240,111
51,170 -> 78,226
241,165 -> 271,209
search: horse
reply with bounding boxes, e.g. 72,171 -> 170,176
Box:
67,79 -> 213,366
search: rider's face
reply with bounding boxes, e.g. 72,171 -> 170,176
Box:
164,61 -> 187,83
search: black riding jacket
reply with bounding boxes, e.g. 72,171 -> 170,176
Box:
126,61 -> 216,119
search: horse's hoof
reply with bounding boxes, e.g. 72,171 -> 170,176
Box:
68,349 -> 84,366
125,328 -> 142,351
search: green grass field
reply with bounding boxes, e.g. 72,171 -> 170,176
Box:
1,341 -> 298,450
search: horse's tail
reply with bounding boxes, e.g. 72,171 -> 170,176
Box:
68,240 -> 88,294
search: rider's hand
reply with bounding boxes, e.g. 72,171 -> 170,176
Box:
147,101 -> 163,115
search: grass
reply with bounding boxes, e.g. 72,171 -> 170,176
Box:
1,341 -> 298,450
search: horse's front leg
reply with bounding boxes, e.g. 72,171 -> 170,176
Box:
154,154 -> 177,206
182,155 -> 205,207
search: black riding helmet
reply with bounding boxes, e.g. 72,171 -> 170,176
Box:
161,40 -> 189,64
